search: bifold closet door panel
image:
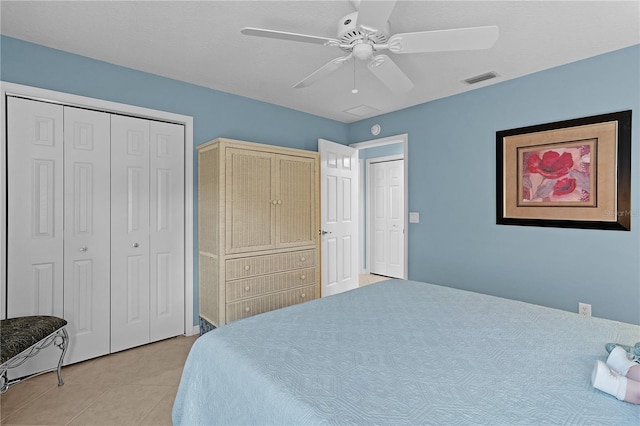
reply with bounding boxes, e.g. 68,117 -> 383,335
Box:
7,97 -> 64,318
149,121 -> 185,340
6,97 -> 64,379
63,106 -> 111,363
110,115 -> 151,352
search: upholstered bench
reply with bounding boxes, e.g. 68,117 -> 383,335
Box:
0,316 -> 69,393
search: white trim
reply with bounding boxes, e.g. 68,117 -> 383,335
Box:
0,81 -> 195,335
350,134 -> 409,280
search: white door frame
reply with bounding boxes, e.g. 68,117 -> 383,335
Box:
350,133 -> 408,280
0,82 -> 196,335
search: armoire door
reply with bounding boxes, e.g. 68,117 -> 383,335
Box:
276,154 -> 317,249
225,148 -> 277,254
63,106 -> 111,363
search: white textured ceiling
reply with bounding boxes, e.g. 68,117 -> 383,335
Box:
2,1 -> 639,123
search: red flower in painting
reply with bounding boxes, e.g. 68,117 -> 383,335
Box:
553,177 -> 577,196
527,151 -> 574,179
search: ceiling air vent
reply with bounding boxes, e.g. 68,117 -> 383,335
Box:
344,104 -> 380,117
464,71 -> 498,85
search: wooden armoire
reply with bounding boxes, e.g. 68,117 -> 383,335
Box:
198,138 -> 320,326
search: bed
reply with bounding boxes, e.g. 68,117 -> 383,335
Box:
173,279 -> 640,425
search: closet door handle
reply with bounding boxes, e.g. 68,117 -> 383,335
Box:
132,242 -> 140,248
79,246 -> 88,253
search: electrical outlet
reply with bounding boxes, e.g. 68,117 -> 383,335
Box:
579,302 -> 592,317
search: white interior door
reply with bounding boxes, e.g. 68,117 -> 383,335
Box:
319,139 -> 359,296
7,97 -> 64,318
6,97 -> 64,379
110,115 -> 151,352
63,106 -> 111,363
149,121 -> 185,341
370,160 -> 405,279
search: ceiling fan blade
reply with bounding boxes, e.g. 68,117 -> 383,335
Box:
388,26 -> 499,54
356,0 -> 397,33
241,27 -> 339,46
294,55 -> 352,88
367,54 -> 414,93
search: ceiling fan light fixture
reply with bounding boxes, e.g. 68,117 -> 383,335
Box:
353,43 -> 373,60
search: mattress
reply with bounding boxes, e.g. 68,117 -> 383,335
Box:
173,279 -> 640,425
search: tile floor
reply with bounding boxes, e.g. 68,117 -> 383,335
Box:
0,334 -> 198,425
359,273 -> 392,287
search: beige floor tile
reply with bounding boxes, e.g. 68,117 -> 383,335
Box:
67,384 -> 171,426
359,273 -> 392,287
1,334 -> 197,425
2,382 -> 106,425
62,351 -> 144,385
0,379 -> 57,421
139,385 -> 179,426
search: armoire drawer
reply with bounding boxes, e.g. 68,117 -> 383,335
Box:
226,249 -> 316,280
226,267 -> 316,302
226,285 -> 317,323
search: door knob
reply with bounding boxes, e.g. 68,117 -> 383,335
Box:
132,242 -> 140,248
319,230 -> 332,236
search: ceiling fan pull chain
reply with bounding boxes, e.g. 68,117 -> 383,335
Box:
352,60 -> 358,94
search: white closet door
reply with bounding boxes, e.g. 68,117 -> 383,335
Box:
7,97 -> 64,318
149,121 -> 184,341
63,106 -> 111,363
6,98 -> 64,379
110,115 -> 150,352
370,160 -> 404,279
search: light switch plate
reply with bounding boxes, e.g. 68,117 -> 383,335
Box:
409,212 -> 420,223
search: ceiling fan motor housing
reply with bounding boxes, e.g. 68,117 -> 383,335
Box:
337,12 -> 389,47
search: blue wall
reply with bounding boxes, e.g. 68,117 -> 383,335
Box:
350,45 -> 640,325
2,35 -> 639,325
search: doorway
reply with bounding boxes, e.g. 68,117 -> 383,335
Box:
351,134 -> 408,282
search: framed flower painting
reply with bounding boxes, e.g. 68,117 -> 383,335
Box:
496,110 -> 631,230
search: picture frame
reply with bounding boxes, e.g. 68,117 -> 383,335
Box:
496,110 -> 632,230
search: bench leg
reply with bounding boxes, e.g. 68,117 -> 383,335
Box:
55,328 -> 69,387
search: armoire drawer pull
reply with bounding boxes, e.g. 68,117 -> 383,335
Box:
300,293 -> 306,298
244,286 -> 250,292
244,265 -> 250,271
300,257 -> 306,262
244,306 -> 251,313
300,275 -> 306,280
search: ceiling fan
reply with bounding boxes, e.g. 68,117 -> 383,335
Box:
241,0 -> 499,93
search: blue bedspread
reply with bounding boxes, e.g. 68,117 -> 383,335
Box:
173,280 -> 640,425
